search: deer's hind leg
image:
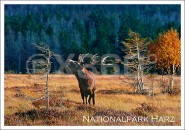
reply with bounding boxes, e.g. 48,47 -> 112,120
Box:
88,94 -> 92,105
85,94 -> 88,105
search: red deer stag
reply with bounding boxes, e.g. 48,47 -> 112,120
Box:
67,54 -> 109,105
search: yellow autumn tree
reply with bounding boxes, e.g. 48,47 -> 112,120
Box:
149,28 -> 181,94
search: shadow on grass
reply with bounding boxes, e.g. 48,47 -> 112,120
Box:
97,89 -> 134,95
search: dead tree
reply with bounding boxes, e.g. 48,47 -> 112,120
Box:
122,30 -> 154,94
26,43 -> 54,109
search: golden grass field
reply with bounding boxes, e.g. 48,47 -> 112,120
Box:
4,74 -> 181,126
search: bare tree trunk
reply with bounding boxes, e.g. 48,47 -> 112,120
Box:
171,65 -> 175,93
46,72 -> 49,109
169,65 -> 175,94
161,69 -> 165,94
46,56 -> 50,109
137,64 -> 140,93
140,64 -> 145,92
137,42 -> 140,93
167,69 -> 171,93
136,41 -> 144,93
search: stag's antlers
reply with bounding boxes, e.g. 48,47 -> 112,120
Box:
78,53 -> 89,64
78,53 -> 114,66
90,54 -> 113,65
101,56 -> 114,65
90,54 -> 98,64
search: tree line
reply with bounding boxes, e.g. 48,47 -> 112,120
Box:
5,5 -> 181,73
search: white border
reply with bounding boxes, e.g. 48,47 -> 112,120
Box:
1,0 -> 184,129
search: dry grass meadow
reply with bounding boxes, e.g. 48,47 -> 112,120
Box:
4,74 -> 181,126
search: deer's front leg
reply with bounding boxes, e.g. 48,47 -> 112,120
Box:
85,96 -> 88,105
80,89 -> 85,104
92,91 -> 95,106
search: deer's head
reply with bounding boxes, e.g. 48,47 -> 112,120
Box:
67,54 -> 89,74
67,59 -> 82,73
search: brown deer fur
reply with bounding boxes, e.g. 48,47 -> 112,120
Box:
67,60 -> 96,105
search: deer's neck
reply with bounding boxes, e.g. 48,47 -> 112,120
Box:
74,68 -> 87,84
74,68 -> 85,78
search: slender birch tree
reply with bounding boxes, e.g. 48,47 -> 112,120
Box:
148,29 -> 180,94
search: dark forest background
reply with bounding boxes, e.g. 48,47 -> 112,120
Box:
4,5 -> 181,73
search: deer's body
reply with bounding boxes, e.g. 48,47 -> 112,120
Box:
75,68 -> 96,105
68,60 -> 96,105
